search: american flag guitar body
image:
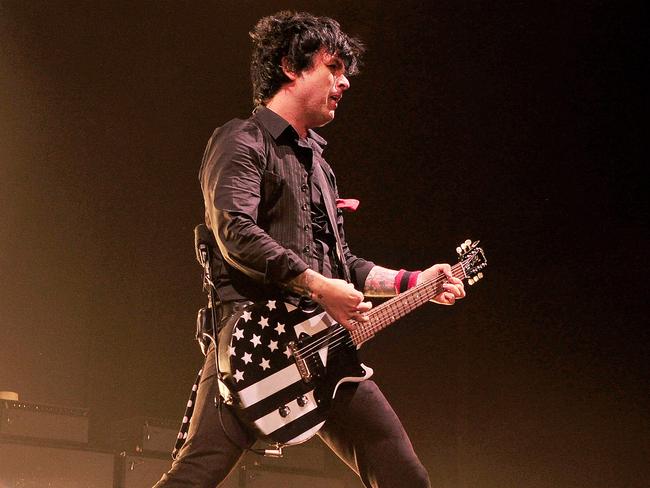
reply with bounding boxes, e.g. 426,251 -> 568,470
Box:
217,240 -> 487,447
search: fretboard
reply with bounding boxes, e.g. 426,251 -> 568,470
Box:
350,261 -> 467,347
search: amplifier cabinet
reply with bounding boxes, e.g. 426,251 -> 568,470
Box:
111,416 -> 178,455
0,439 -> 114,488
0,400 -> 89,444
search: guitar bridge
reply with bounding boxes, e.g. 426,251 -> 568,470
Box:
288,341 -> 313,382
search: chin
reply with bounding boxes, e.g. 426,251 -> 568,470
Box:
313,113 -> 335,128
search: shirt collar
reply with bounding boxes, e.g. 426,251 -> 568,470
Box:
253,105 -> 328,151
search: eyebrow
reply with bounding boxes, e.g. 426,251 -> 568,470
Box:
327,56 -> 345,70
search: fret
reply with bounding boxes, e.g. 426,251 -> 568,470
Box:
352,258 -> 476,346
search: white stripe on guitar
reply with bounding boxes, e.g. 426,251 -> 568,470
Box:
237,311 -> 332,408
293,311 -> 336,368
253,390 -> 319,436
293,311 -> 335,338
238,363 -> 302,408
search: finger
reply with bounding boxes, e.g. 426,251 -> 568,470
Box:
433,292 -> 456,305
432,264 -> 454,281
356,301 -> 373,312
346,282 -> 362,293
443,283 -> 465,298
456,281 -> 466,297
338,316 -> 357,330
350,288 -> 365,304
349,312 -> 369,323
442,264 -> 454,280
446,276 -> 464,287
355,311 -> 370,322
446,292 -> 456,304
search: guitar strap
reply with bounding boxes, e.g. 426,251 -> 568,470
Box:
312,160 -> 352,283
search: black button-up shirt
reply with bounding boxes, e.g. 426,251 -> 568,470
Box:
199,106 -> 374,303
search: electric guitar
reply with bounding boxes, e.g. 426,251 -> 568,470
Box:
217,240 -> 487,447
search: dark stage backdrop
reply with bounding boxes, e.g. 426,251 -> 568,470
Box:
1,2 -> 647,487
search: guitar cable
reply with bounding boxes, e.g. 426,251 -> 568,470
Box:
203,266 -> 283,458
215,393 -> 283,458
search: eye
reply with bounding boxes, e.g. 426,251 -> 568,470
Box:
327,63 -> 344,75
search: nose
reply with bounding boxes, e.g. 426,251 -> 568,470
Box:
338,74 -> 350,91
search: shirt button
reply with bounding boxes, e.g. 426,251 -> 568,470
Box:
301,203 -> 309,211
303,245 -> 310,253
301,183 -> 308,192
304,224 -> 310,230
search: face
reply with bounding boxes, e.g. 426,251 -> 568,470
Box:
291,50 -> 350,129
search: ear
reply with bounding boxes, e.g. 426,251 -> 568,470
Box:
281,57 -> 298,81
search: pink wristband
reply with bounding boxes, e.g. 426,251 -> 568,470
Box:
408,271 -> 421,289
395,269 -> 422,293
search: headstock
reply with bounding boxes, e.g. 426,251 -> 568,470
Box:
456,239 -> 487,285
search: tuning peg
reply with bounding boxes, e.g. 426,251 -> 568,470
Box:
464,239 -> 472,248
467,272 -> 484,286
456,246 -> 463,255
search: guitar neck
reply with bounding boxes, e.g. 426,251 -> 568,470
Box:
350,261 -> 467,347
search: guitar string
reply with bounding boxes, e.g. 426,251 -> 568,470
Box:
230,261 -> 471,388
315,266 -> 466,363
293,263 -> 466,361
294,278 -> 444,359
304,261 -> 466,356
294,263 -> 466,360
231,255 -> 478,386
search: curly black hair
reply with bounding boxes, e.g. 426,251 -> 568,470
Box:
249,11 -> 365,106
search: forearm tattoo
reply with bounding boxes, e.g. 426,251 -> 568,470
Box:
286,269 -> 322,299
364,266 -> 399,297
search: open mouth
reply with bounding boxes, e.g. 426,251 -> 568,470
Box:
329,94 -> 342,103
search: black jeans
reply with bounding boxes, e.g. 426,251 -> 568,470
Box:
154,314 -> 430,488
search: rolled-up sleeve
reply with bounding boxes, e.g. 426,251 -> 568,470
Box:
199,121 -> 309,285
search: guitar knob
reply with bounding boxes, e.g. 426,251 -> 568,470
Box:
278,405 -> 291,418
296,395 -> 309,407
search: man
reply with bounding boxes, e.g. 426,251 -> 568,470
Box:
154,11 -> 464,488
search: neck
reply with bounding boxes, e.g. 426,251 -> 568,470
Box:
266,92 -> 309,138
